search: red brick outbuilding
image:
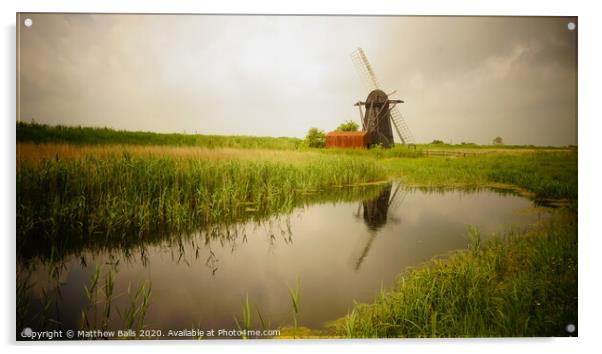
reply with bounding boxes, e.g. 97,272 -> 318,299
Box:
325,131 -> 370,148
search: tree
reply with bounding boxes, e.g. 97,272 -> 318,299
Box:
305,127 -> 326,148
431,139 -> 444,144
335,120 -> 359,132
493,136 -> 504,145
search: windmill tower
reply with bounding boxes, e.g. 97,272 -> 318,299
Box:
351,48 -> 414,146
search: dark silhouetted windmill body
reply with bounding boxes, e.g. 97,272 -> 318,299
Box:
351,48 -> 414,146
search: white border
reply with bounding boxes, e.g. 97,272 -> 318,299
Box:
2,1 -> 600,354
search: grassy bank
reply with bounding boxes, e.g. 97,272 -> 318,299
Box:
382,152 -> 577,200
338,210 -> 577,337
17,121 -> 303,150
18,123 -> 578,203
17,122 -> 574,153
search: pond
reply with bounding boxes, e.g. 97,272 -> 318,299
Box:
17,182 -> 549,338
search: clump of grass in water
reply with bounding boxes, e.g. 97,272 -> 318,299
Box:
339,210 -> 577,337
119,280 -> 152,332
234,293 -> 252,339
232,293 -> 271,339
16,250 -> 75,331
288,277 -> 301,338
102,270 -> 115,331
468,226 -> 481,257
81,265 -> 101,330
16,271 -> 34,331
80,265 -> 151,336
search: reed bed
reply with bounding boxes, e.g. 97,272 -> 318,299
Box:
17,151 -> 387,254
18,182 -> 390,262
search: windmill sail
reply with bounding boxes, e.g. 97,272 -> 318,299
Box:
351,48 -> 380,91
350,48 -> 414,144
390,106 -> 414,144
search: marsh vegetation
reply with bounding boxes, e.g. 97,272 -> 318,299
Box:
16,123 -> 577,338
339,211 -> 577,337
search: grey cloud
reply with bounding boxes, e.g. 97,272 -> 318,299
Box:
18,14 -> 577,145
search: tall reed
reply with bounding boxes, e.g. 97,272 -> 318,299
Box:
17,153 -> 387,258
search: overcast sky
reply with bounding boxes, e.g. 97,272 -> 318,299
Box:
17,14 -> 577,146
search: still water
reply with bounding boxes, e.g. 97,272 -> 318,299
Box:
18,183 -> 548,337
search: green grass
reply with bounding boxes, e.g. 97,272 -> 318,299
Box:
334,150 -> 578,338
16,122 -> 578,338
382,152 -> 577,200
17,152 -> 388,260
18,262 -> 152,337
417,142 -> 574,150
234,294 -> 253,339
288,277 -> 301,337
78,265 -> 152,336
17,121 -> 303,150
339,210 -> 577,337
18,121 -> 574,152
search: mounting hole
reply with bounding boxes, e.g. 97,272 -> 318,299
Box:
566,323 -> 576,333
567,22 -> 576,31
24,18 -> 33,27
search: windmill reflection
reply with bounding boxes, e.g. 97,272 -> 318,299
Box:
354,183 -> 407,271
362,184 -> 392,230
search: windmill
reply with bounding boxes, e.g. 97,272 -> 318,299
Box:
351,48 -> 414,146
